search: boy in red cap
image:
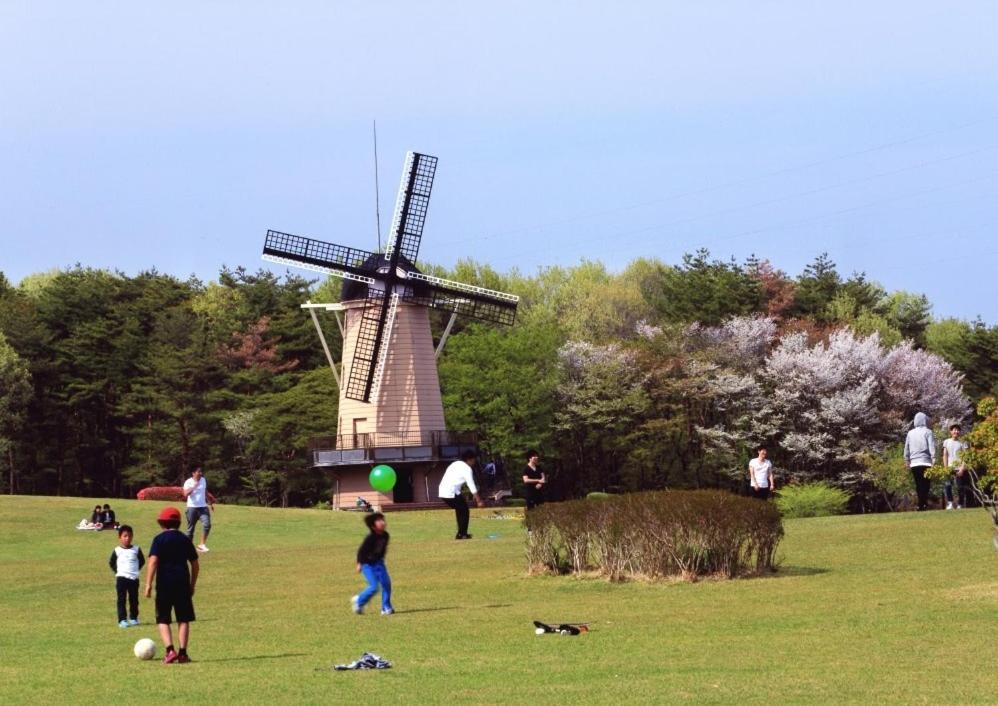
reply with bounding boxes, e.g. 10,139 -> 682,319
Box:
144,506 -> 199,664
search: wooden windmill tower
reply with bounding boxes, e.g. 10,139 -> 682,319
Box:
262,151 -> 519,508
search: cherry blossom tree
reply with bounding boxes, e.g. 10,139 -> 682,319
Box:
688,318 -> 971,490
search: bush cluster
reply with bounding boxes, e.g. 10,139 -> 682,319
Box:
524,490 -> 783,581
775,483 -> 849,518
136,486 -> 218,504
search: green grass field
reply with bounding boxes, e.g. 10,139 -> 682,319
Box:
1,495 -> 996,705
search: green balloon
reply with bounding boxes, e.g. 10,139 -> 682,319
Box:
369,465 -> 397,492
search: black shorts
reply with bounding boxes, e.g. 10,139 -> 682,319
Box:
155,584 -> 196,624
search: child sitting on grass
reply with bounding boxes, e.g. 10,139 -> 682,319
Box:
144,506 -> 199,664
109,524 -> 145,627
351,512 -> 394,616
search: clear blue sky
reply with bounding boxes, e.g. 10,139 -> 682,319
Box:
2,1 -> 996,321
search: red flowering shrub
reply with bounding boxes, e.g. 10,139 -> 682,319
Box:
137,486 -> 218,504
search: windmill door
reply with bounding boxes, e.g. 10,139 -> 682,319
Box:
393,467 -> 414,503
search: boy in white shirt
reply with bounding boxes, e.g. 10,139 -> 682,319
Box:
748,446 -> 775,500
109,524 -> 145,628
942,424 -> 970,509
438,450 -> 485,539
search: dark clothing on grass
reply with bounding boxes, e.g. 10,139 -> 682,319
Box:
116,577 -> 140,621
155,584 -> 196,624
523,465 -> 545,510
911,466 -> 931,510
356,531 -> 390,565
443,496 -> 470,537
149,529 -> 199,624
186,505 -> 211,541
956,473 -> 973,507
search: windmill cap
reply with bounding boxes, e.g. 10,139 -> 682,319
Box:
157,506 -> 182,522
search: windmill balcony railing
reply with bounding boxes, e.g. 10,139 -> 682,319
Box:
309,430 -> 479,467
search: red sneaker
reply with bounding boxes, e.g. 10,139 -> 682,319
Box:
163,649 -> 179,664
177,653 -> 191,664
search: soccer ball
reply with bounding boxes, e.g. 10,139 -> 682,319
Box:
134,638 -> 156,660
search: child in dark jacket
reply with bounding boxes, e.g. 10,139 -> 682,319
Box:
99,504 -> 118,530
351,513 -> 393,616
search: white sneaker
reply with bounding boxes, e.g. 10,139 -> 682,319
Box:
351,595 -> 362,614
946,502 -> 954,510
197,544 -> 209,552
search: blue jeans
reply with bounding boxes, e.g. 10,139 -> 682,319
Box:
357,560 -> 392,611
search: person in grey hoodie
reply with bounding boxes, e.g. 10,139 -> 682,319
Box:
904,412 -> 936,510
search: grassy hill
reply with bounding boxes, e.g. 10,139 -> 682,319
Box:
1,495 -> 996,705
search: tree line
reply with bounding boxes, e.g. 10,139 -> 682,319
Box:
1,251 -> 995,507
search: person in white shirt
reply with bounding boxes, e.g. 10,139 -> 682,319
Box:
108,524 -> 145,627
942,424 -> 970,510
182,467 -> 214,552
438,450 -> 485,539
748,446 -> 775,500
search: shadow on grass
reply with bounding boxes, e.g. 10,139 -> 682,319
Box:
198,652 -> 308,663
393,603 -> 512,615
766,565 -> 830,578
392,606 -> 459,614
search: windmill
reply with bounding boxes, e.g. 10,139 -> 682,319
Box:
261,151 -> 519,508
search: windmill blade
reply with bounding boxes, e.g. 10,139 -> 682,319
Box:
385,152 -> 437,264
262,229 -> 377,284
404,272 -> 519,326
343,291 -> 399,403
367,292 -> 400,403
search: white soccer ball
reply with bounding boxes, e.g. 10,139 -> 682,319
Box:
535,627 -> 546,635
134,638 -> 156,660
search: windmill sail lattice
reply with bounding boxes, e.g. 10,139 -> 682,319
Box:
262,151 -> 519,403
386,152 -> 437,263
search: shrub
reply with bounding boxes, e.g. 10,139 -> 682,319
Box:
136,486 -> 219,504
775,483 -> 849,518
860,445 -> 915,511
523,490 -> 783,581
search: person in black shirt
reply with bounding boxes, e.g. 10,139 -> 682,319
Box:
522,450 -> 546,510
144,506 -> 199,664
99,504 -> 118,530
350,512 -> 394,616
